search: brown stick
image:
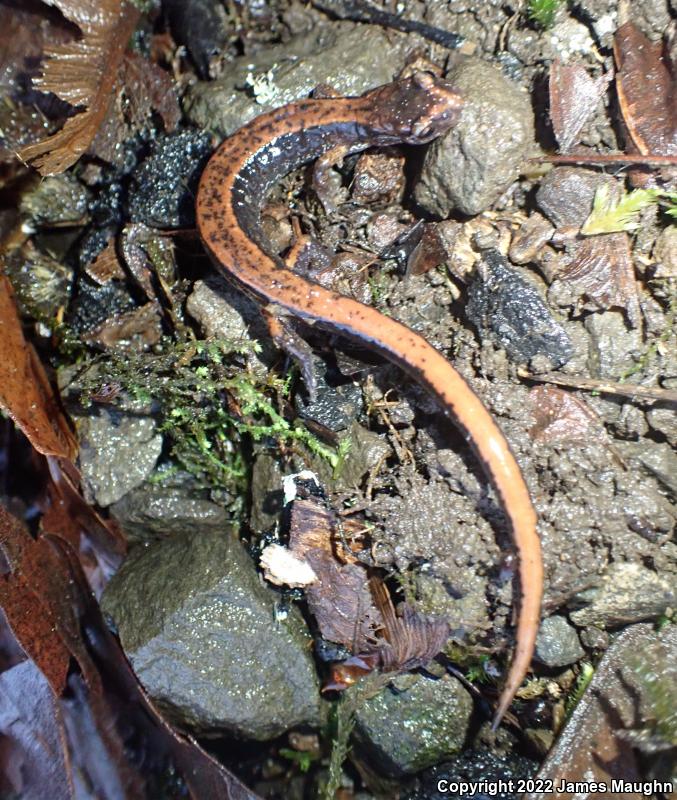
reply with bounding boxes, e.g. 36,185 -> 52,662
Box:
534,153 -> 677,166
517,369 -> 677,404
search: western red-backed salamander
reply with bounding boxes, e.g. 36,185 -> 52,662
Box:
196,72 -> 543,728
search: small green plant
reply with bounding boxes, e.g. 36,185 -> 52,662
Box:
564,661 -> 595,718
662,190 -> 677,220
465,655 -> 492,685
279,748 -> 318,773
581,186 -> 658,235
527,0 -> 563,29
322,674 -> 387,800
581,185 -> 677,235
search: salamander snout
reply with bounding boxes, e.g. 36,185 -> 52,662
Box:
407,72 -> 464,143
368,72 -> 463,145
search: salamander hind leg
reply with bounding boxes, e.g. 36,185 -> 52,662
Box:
263,306 -> 319,401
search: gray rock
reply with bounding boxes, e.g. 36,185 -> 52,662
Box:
414,59 -> 534,216
619,438 -> 677,494
250,452 -> 286,534
579,626 -> 609,650
78,410 -> 163,507
585,311 -> 642,378
353,674 -> 472,778
466,250 -> 573,369
186,278 -> 271,378
101,528 -> 321,738
646,407 -> 677,448
186,279 -> 263,341
184,24 -> 408,138
653,225 -> 677,278
534,616 -> 585,668
296,373 -> 364,433
536,168 -> 617,228
109,472 -> 229,542
528,623 -> 677,799
569,562 -> 675,628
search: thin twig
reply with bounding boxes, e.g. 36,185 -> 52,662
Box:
517,369 -> 677,404
534,154 -> 677,166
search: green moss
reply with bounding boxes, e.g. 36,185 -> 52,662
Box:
79,337 -> 345,494
527,0 -> 563,28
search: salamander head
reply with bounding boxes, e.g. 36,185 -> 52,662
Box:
366,72 -> 463,145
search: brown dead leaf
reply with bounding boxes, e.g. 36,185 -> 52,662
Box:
0,2 -> 74,165
368,578 -> 450,673
0,274 -> 77,459
287,498 -> 449,678
0,505 -> 82,694
17,0 -> 141,175
89,51 -> 181,166
306,548 -> 384,652
549,61 -> 611,153
407,223 -> 448,276
120,51 -> 181,133
529,385 -> 604,444
614,22 -> 677,157
287,499 -> 381,651
83,301 -> 163,352
120,223 -> 176,302
555,233 -> 641,328
84,236 -> 126,284
42,456 -> 126,575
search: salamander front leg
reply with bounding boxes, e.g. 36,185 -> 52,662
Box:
312,143 -> 353,215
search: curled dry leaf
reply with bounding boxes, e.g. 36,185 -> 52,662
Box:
368,578 -> 450,674
287,499 -> 381,651
613,22 -> 677,157
0,274 -> 77,459
17,0 -> 141,175
529,385 -> 605,444
549,61 -> 611,153
286,498 -> 449,679
42,456 -> 127,578
554,233 -> 641,328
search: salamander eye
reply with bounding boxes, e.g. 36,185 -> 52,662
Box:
411,120 -> 434,140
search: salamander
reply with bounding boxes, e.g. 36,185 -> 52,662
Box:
196,72 -> 543,728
